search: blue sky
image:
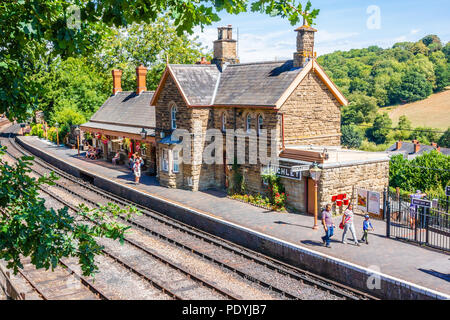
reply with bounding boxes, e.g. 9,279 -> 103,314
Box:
193,0 -> 450,62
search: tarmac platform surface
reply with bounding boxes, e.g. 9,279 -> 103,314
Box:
15,135 -> 450,299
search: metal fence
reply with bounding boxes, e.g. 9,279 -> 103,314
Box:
385,190 -> 450,252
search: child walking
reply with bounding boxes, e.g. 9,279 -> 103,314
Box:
361,215 -> 374,244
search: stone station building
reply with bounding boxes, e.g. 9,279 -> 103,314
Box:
83,22 -> 390,215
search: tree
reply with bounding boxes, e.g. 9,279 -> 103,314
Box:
341,124 -> 363,149
393,115 -> 412,141
341,93 -> 378,125
0,0 -> 320,121
0,148 -> 139,276
397,68 -> 433,102
96,16 -> 211,91
438,127 -> 450,148
410,126 -> 440,145
366,112 -> 392,144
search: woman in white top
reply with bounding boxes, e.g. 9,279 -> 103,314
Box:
341,204 -> 360,246
133,159 -> 141,184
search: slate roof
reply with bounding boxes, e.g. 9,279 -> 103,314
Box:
167,60 -> 304,107
169,65 -> 220,105
82,91 -> 155,136
386,141 -> 450,159
89,91 -> 155,128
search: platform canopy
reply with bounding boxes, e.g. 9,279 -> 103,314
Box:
81,90 -> 156,142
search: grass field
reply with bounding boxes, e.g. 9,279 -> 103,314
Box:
382,88 -> 450,130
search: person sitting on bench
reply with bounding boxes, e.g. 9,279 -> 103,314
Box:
112,152 -> 120,165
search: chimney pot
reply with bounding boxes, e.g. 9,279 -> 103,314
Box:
431,142 -> 437,147
293,24 -> 317,68
136,64 -> 147,95
112,69 -> 122,95
212,25 -> 238,70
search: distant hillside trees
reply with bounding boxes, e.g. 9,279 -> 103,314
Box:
318,35 -> 449,107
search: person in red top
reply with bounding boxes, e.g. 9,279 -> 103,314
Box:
340,204 -> 360,246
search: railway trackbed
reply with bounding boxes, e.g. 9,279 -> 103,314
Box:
0,123 -> 378,300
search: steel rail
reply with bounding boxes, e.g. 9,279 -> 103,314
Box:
4,126 -> 377,300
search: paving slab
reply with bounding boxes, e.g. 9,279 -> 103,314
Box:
16,135 -> 450,298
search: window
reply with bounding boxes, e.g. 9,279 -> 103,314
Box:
171,105 -> 177,129
246,114 -> 251,133
221,113 -> 226,132
257,114 -> 263,135
173,150 -> 179,173
162,149 -> 169,172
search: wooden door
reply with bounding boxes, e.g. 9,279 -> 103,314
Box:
307,177 -> 316,215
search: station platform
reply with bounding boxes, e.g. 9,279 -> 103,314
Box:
16,135 -> 450,299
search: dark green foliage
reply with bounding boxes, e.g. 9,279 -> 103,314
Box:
389,151 -> 450,196
341,125 -> 363,149
410,127 -> 440,145
341,93 -> 378,125
438,127 -> 450,148
318,34 -> 449,107
366,113 -> 393,144
0,147 -> 139,276
396,69 -> 433,102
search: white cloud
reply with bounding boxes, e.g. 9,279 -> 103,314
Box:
410,29 -> 420,35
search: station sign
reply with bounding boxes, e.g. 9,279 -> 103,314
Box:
291,165 -> 310,173
261,165 -> 302,180
446,186 -> 450,197
411,198 -> 432,208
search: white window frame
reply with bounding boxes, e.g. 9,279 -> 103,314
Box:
173,150 -> 179,173
221,112 -> 226,132
257,114 -> 263,136
246,114 -> 251,133
162,149 -> 169,172
171,105 -> 177,130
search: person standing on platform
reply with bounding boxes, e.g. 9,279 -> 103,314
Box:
321,204 -> 335,248
361,215 -> 374,244
133,159 -> 141,184
341,204 -> 360,246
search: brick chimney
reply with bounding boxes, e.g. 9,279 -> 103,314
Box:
112,69 -> 122,95
414,143 -> 420,153
196,57 -> 211,65
396,141 -> 402,150
437,146 -> 441,153
212,25 -> 239,70
293,17 -> 317,68
136,64 -> 147,95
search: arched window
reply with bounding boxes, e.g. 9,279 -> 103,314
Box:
257,114 -> 263,135
170,104 -> 177,129
246,114 -> 251,133
221,112 -> 227,132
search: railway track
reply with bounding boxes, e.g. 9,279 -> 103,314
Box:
1,123 -> 378,300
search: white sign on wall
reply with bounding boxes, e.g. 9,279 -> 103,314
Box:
357,188 -> 368,212
367,191 -> 381,215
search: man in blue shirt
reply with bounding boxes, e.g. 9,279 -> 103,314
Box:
361,215 -> 374,244
321,204 -> 335,248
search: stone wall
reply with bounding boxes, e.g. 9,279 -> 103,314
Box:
281,177 -> 306,212
280,71 -> 341,147
318,160 -> 390,216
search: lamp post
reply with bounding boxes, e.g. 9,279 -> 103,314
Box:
140,128 -> 147,140
74,126 -> 81,156
309,161 -> 322,230
54,122 -> 59,146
